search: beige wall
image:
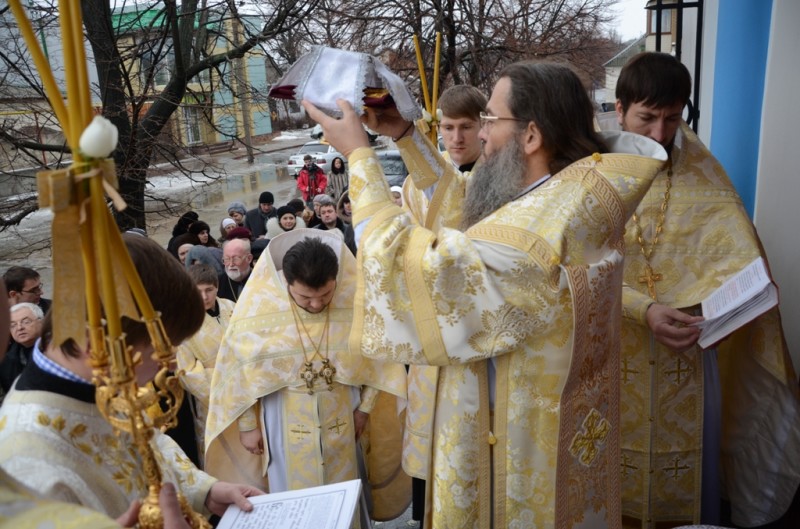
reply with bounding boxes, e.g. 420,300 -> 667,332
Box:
754,0 -> 800,369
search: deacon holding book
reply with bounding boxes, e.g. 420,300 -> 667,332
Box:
605,52 -> 800,527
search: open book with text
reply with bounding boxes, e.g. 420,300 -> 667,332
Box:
216,479 -> 361,529
694,256 -> 778,349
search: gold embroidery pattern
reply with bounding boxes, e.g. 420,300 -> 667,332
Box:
35,411 -> 147,495
569,408 -> 611,466
467,304 -> 531,357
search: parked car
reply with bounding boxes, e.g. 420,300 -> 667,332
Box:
287,142 -> 344,177
376,150 -> 408,188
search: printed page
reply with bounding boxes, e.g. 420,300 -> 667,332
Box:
700,257 -> 771,320
216,480 -> 361,529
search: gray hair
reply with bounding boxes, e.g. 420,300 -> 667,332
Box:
10,302 -> 44,319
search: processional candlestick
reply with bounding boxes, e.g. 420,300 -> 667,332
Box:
8,1 -> 208,527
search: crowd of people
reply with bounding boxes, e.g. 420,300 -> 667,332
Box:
1,51 -> 799,529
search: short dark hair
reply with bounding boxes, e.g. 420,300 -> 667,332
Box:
282,238 -> 338,289
3,266 -> 40,294
287,198 -> 306,214
500,61 -> 608,175
188,263 -> 219,288
41,234 -> 204,357
616,52 -> 692,114
303,154 -> 313,161
438,85 -> 487,121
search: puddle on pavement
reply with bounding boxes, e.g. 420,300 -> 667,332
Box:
1,147 -> 302,299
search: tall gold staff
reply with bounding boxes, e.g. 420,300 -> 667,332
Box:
8,1 -> 209,527
413,32 -> 442,143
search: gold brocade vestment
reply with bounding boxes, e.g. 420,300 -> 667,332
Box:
176,297 -> 235,467
347,131 -> 666,528
397,133 -> 475,485
616,122 -> 800,527
205,230 -> 408,517
0,382 -> 215,519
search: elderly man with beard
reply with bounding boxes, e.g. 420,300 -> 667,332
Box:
304,61 -> 669,528
217,239 -> 253,303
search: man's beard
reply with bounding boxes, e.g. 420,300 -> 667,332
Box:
461,136 -> 527,230
226,267 -> 247,282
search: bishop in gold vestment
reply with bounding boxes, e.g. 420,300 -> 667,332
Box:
205,229 -> 408,511
346,132 -> 665,528
615,121 -> 800,527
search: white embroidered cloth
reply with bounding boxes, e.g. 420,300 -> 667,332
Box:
269,46 -> 421,121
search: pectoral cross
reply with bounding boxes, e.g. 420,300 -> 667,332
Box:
638,264 -> 662,301
319,359 -> 336,390
300,362 -> 318,394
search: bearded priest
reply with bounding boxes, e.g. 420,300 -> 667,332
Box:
304,61 -> 668,528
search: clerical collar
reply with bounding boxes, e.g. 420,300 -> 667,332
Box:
513,173 -> 552,201
458,160 -> 477,173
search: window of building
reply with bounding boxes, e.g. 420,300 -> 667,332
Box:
649,7 -> 672,34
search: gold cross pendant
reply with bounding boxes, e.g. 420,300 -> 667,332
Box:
638,264 -> 663,301
300,362 -> 318,394
320,359 -> 336,391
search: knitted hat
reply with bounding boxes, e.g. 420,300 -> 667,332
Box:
277,205 -> 295,219
222,218 -> 236,229
226,227 -> 253,240
227,201 -> 247,216
313,194 -> 334,206
259,191 -> 274,205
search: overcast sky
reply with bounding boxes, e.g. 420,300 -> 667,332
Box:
613,0 -> 647,40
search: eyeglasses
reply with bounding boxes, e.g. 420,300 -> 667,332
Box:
222,255 -> 248,265
21,283 -> 43,295
479,112 -> 528,129
10,317 -> 35,330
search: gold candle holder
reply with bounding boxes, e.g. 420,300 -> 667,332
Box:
9,1 -> 210,526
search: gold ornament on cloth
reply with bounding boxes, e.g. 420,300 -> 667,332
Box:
290,302 -> 336,394
7,1 -> 208,527
631,166 -> 672,301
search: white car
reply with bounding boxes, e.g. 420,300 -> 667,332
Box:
287,142 -> 345,177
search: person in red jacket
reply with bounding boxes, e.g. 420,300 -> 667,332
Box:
296,155 -> 327,206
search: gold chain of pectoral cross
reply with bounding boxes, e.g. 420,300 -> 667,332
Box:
632,166 -> 672,301
291,302 -> 336,395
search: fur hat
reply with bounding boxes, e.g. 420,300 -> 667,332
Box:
227,201 -> 247,216
277,205 -> 296,219
188,220 -> 211,235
